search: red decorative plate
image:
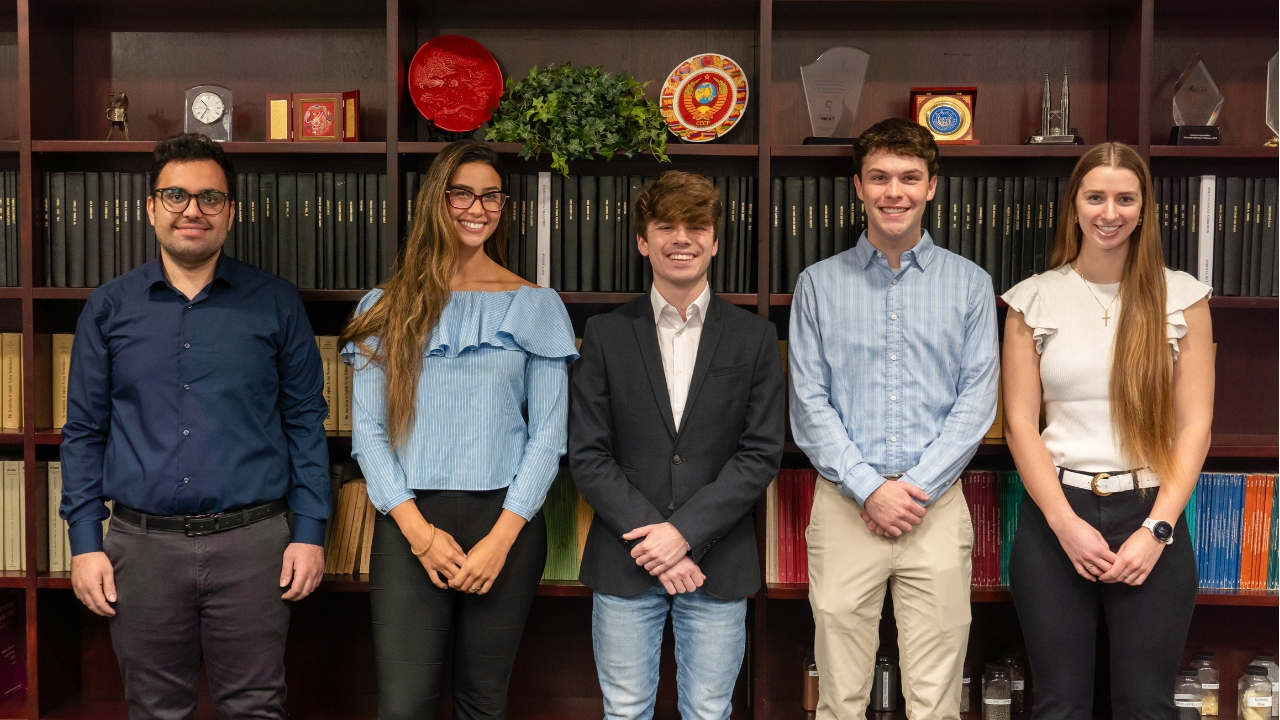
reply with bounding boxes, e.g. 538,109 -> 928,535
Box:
408,35 -> 503,133
660,53 -> 749,142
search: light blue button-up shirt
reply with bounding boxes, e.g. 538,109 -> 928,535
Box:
788,232 -> 999,506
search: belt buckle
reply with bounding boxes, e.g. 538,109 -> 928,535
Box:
1090,472 -> 1113,497
183,515 -> 216,537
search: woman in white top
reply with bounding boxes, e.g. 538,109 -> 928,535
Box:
1002,142 -> 1214,719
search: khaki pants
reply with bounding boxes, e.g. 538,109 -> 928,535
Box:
807,478 -> 973,720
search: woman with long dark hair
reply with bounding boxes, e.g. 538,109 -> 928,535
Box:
1002,142 -> 1214,719
342,140 -> 577,719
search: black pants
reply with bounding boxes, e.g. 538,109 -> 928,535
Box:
104,512 -> 292,720
1010,485 -> 1198,720
370,488 -> 547,720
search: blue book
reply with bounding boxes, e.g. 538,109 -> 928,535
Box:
1185,482 -> 1197,549
1229,474 -> 1246,589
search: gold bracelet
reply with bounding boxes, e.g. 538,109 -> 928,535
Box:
410,524 -> 437,557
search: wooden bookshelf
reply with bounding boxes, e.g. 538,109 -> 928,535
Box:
0,0 -> 1271,718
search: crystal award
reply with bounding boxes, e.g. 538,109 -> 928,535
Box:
1170,55 -> 1223,145
801,47 -> 869,144
1266,53 -> 1277,147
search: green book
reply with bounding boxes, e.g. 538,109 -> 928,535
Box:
784,177 -> 802,292
296,173 -> 317,289
771,177 -> 783,294
580,176 -> 597,292
541,469 -> 580,582
563,175 -> 579,292
261,173 -> 278,276
819,175 -> 834,262
802,176 -> 817,272
597,176 -> 615,292
278,174 -> 297,284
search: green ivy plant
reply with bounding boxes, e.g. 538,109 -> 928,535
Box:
486,63 -> 670,176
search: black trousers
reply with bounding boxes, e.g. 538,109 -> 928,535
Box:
104,512 -> 292,720
370,488 -> 547,720
1010,485 -> 1198,720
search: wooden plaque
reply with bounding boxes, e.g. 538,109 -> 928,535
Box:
910,87 -> 979,145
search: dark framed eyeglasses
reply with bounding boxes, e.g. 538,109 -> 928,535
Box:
155,187 -> 231,216
445,187 -> 508,212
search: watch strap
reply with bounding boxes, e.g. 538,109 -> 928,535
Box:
1142,517 -> 1174,545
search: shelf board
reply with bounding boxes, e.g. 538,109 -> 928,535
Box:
0,288 -> 22,299
1149,146 -> 1279,159
766,583 -> 1277,606
770,144 -> 1090,159
33,430 -> 61,445
32,140 -> 387,155
0,432 -> 22,446
32,287 -> 93,299
0,142 -> 15,153
0,572 -> 24,589
560,292 -> 758,306
398,141 -> 758,159
1205,435 -> 1279,458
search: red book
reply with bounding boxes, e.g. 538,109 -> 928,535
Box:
779,469 -> 792,584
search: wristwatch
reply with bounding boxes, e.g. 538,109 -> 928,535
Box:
1142,518 -> 1174,545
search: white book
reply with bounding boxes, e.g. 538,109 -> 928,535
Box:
18,464 -> 25,572
537,171 -> 551,288
48,462 -> 62,573
2,461 -> 18,571
765,477 -> 779,585
1198,175 -> 1216,285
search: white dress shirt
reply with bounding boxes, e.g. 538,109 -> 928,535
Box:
650,282 -> 712,430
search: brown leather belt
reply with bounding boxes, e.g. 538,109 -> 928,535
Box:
113,499 -> 288,537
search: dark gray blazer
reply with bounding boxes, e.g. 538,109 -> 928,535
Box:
569,293 -> 784,599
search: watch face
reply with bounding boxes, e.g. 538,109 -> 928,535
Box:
1153,520 -> 1174,541
192,92 -> 225,124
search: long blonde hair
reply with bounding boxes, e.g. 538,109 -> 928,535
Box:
1049,142 -> 1174,479
342,140 -> 508,449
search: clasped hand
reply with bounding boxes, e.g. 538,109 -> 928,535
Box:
623,522 -> 704,594
859,480 -> 930,536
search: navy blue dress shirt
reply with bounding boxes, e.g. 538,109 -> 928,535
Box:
60,254 -> 330,555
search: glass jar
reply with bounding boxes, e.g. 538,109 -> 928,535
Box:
1240,665 -> 1274,720
983,662 -> 1012,720
1176,667 -> 1204,720
1003,654 -> 1027,713
1250,653 -> 1279,717
1192,652 -> 1220,716
960,665 -> 971,713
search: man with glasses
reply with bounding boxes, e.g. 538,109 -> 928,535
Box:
60,133 -> 330,720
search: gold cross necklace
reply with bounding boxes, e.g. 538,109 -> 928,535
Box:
1074,261 -> 1118,326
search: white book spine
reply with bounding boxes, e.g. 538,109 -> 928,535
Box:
537,171 -> 551,288
1198,175 -> 1216,285
48,462 -> 62,573
3,462 -> 17,571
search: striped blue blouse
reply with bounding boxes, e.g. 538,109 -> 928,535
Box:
342,287 -> 579,520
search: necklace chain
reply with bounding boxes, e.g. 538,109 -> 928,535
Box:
1073,261 -> 1118,327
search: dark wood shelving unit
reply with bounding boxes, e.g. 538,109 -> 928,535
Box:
0,0 -> 1271,718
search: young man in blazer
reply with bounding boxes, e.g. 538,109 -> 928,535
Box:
570,171 -> 785,720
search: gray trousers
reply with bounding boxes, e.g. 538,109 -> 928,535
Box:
103,512 -> 292,720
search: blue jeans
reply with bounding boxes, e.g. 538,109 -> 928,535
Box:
592,585 -> 747,720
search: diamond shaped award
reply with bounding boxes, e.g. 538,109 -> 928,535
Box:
1266,53 -> 1277,147
801,47 -> 869,144
1170,55 -> 1223,145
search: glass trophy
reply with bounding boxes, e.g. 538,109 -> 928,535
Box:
1266,53 -> 1277,147
1169,54 -> 1223,145
800,47 -> 869,145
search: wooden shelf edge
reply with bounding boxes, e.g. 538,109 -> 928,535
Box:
398,141 -> 758,159
765,583 -> 1277,607
1149,145 -> 1279,159
560,292 -> 757,306
770,144 -> 1091,159
0,141 -> 17,153
1210,296 -> 1278,309
32,140 -> 387,154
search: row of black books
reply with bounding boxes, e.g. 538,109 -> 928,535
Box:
768,174 -> 1278,297
1174,175 -> 1278,298
0,173 -> 17,288
769,175 -> 1070,295
404,172 -> 758,294
43,172 -> 391,290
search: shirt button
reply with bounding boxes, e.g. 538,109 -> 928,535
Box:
890,436 -> 898,442
677,368 -> 684,375
184,343 -> 190,349
673,455 -> 682,465
891,314 -> 898,320
183,429 -> 190,436
183,384 -> 190,390
877,252 -> 884,258
890,354 -> 897,361
182,477 -> 189,483
186,305 -> 192,310
892,279 -> 898,285
891,395 -> 897,401
668,502 -> 675,510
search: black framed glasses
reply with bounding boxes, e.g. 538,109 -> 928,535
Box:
445,187 -> 508,212
155,187 -> 231,216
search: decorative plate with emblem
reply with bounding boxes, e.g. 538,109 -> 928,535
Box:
909,87 -> 978,144
660,54 -> 748,142
409,35 -> 503,133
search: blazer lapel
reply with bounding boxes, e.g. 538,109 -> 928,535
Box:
633,308 -> 677,439
677,296 -> 723,439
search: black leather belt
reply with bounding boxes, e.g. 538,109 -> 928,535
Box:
113,499 -> 288,537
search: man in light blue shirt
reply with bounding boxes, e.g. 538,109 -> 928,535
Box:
789,118 -> 998,719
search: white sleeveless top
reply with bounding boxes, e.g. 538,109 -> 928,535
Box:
1001,265 -> 1211,473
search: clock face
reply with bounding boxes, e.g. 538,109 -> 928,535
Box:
191,92 -> 225,124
